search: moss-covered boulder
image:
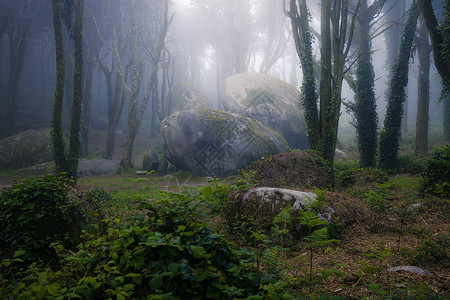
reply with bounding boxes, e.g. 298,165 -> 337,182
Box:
0,128 -> 53,169
160,109 -> 289,176
171,81 -> 212,113
222,72 -> 307,148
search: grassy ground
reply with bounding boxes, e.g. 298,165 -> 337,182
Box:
70,168 -> 449,298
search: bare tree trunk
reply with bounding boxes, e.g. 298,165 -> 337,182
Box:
319,0 -> 332,155
415,14 -> 431,153
81,51 -> 94,157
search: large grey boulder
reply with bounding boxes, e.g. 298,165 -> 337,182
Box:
77,159 -> 120,177
0,128 -> 53,169
160,109 -> 289,177
226,188 -> 320,224
226,187 -> 368,233
171,81 -> 212,113
222,72 -> 307,148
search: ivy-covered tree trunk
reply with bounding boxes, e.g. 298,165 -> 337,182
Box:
379,1 -> 420,169
67,0 -> 84,180
287,0 -> 358,166
51,0 -> 67,173
355,1 -> 378,167
415,15 -> 431,153
288,0 -> 319,149
418,0 -> 450,93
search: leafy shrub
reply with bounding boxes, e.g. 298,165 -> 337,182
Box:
86,187 -> 114,204
337,168 -> 388,188
392,154 -> 426,175
0,174 -> 99,262
420,146 -> 450,197
1,221 -> 289,299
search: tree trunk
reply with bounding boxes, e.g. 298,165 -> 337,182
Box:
319,0 -> 332,155
415,15 -> 431,153
379,1 -> 420,169
51,0 -> 67,173
417,0 -> 450,90
118,0 -> 169,172
288,0 -> 319,149
81,51 -> 94,157
67,0 -> 84,180
355,1 -> 378,167
444,94 -> 450,141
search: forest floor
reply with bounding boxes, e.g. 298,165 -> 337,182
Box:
0,129 -> 448,298
74,160 -> 448,298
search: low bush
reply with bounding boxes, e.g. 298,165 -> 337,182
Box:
419,146 -> 450,197
0,174 -> 99,262
337,168 -> 389,188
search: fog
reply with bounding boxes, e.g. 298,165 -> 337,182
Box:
0,0 -> 447,174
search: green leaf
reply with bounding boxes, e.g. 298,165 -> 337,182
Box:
150,274 -> 163,290
190,245 -> 211,259
65,293 -> 82,299
13,250 -> 26,258
168,263 -> 180,273
202,185 -> 213,197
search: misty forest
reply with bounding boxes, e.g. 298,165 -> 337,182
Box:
0,0 -> 449,298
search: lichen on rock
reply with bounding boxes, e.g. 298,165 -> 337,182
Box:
0,128 -> 53,169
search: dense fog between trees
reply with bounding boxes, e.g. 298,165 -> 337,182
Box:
0,0 -> 448,174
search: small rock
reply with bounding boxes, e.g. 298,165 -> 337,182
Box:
387,266 -> 433,277
142,151 -> 160,172
156,157 -> 169,174
135,171 -> 147,176
407,203 -> 422,213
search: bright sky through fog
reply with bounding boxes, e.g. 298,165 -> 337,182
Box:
174,0 -> 191,6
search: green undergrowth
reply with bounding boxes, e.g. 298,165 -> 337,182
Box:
0,160 -> 448,299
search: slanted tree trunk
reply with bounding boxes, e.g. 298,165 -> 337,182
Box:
418,0 -> 450,91
415,15 -> 431,153
379,1 -> 420,169
67,0 -> 84,180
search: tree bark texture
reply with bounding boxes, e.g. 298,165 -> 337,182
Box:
417,0 -> 450,89
67,0 -> 84,180
355,1 -> 378,167
415,15 -> 431,153
51,0 -> 67,173
379,1 -> 420,169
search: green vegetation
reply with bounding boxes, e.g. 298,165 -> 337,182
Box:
420,145 -> 450,197
0,148 -> 448,298
0,175 -> 100,262
379,1 -> 420,169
